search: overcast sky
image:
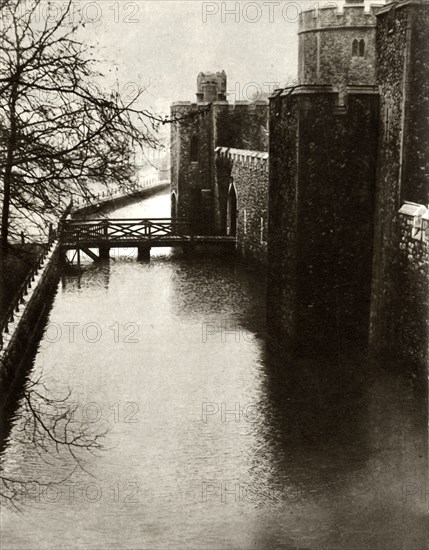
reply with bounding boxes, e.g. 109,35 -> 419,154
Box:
77,1 -> 348,117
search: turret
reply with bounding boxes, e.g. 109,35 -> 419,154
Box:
196,71 -> 227,103
298,0 -> 386,87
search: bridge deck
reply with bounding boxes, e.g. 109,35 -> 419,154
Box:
60,218 -> 236,249
61,235 -> 236,248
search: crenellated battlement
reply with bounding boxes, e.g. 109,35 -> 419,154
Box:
216,147 -> 269,170
299,2 -> 385,33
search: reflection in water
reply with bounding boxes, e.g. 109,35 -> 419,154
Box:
61,261 -> 111,292
0,191 -> 426,549
258,349 -> 427,549
0,369 -> 106,511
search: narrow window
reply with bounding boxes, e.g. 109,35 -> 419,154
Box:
352,39 -> 359,57
359,39 -> 365,57
190,136 -> 199,162
171,192 -> 177,218
243,209 -> 247,235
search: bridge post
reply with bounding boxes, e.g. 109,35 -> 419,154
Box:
137,246 -> 151,261
182,242 -> 195,257
99,220 -> 110,260
99,246 -> 110,260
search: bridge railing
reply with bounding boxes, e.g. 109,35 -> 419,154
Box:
61,218 -> 192,245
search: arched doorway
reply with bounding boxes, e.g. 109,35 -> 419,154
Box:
171,192 -> 177,219
227,183 -> 238,236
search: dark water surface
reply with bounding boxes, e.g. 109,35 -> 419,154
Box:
0,192 -> 427,549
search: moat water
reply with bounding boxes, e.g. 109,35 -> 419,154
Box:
0,191 -> 427,549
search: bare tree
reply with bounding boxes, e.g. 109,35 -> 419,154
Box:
0,0 -> 164,253
0,0 -> 216,258
0,0 -> 214,254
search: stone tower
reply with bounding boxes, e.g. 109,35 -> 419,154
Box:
268,1 -> 386,353
298,0 -> 384,90
196,71 -> 227,103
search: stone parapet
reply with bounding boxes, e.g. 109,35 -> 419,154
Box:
216,147 -> 268,170
299,2 -> 384,34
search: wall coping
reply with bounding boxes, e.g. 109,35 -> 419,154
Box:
216,147 -> 269,169
399,201 -> 428,217
399,201 -> 429,243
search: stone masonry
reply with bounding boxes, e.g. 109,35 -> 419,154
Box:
215,147 -> 269,266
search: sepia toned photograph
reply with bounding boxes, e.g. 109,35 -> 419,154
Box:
0,0 -> 427,548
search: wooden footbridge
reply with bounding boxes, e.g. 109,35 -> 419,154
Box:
61,218 -> 236,261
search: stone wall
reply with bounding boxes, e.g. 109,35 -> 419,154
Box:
267,89 -> 300,345
268,86 -> 379,353
215,148 -> 269,267
369,0 -> 429,368
216,102 -> 268,152
395,203 -> 429,368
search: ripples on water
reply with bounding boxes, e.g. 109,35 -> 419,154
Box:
0,192 -> 427,549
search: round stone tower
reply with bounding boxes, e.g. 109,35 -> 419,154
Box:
298,0 -> 386,88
